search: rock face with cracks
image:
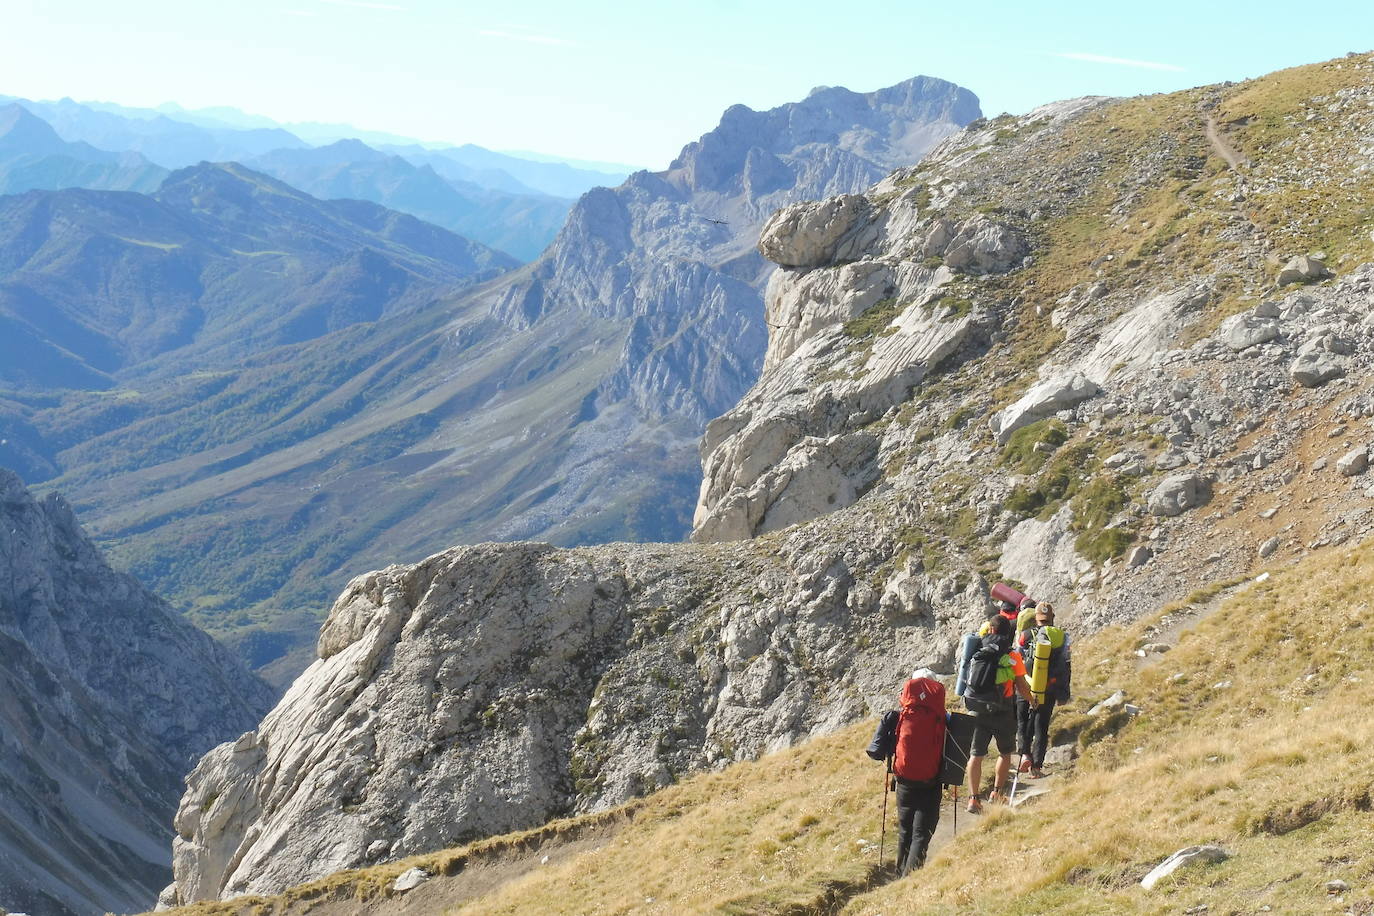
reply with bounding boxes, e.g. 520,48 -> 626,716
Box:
0,470 -> 271,916
169,530 -> 989,901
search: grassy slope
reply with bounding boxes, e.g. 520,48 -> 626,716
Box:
159,539 -> 1374,916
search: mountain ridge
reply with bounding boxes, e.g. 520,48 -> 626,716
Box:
159,51 -> 1374,903
0,102 -> 167,194
3,73 -> 978,685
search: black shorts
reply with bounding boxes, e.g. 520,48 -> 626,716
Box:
970,702 -> 1017,758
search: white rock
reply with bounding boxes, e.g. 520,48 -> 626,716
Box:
758,195 -> 874,268
1258,537 -> 1280,559
1337,447 -> 1368,477
1140,845 -> 1230,890
1148,473 -> 1210,517
1088,690 -> 1126,715
1276,255 -> 1329,287
1290,353 -> 1345,388
393,867 -> 432,892
999,506 -> 1082,601
990,372 -> 1099,444
1217,314 -> 1280,351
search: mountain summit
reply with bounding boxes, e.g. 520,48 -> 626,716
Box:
0,102 -> 167,194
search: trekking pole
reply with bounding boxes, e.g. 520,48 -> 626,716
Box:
951,785 -> 958,837
1009,752 -> 1025,805
879,758 -> 891,869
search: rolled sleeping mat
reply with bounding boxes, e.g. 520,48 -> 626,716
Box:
1031,635 -> 1052,703
954,633 -> 980,697
990,581 -> 1027,608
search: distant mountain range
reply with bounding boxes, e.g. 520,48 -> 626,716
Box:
0,75 -> 979,687
0,94 -> 632,259
0,93 -> 633,195
0,160 -> 515,481
243,140 -> 573,261
0,104 -> 167,194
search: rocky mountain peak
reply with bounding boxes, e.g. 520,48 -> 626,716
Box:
665,75 -> 979,196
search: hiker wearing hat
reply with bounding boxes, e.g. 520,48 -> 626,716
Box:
963,613 -> 1035,812
1015,602 -> 1071,778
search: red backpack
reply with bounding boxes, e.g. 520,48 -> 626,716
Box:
893,677 -> 946,782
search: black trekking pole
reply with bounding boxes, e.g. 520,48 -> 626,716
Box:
879,757 -> 891,869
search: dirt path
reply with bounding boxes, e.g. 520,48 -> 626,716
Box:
1205,115 -> 1248,171
1136,580 -> 1251,671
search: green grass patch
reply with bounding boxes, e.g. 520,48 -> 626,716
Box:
999,419 -> 1069,474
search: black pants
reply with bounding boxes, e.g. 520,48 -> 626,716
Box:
894,777 -> 941,875
1015,697 -> 1057,768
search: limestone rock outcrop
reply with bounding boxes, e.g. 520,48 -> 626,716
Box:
0,470 -> 271,916
990,373 -> 1099,444
170,532 -> 987,901
759,194 -> 875,268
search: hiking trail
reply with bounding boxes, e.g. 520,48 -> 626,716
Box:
1205,115 -> 1249,171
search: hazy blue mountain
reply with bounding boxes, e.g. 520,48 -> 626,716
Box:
498,148 -> 645,174
0,94 -> 635,199
0,95 -> 309,168
245,139 -> 572,261
0,103 -> 167,194
385,142 -> 629,198
0,161 -> 516,391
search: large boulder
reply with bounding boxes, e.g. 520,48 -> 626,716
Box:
990,372 -> 1099,444
938,215 -> 1026,274
1217,313 -> 1280,351
1276,255 -> 1330,287
759,195 -> 875,268
1147,473 -> 1211,517
1290,353 -> 1345,388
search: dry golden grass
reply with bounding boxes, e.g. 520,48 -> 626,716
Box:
842,544 -> 1374,915
451,725 -> 892,915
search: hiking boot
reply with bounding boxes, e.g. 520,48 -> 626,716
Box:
988,786 -> 1008,804
1030,767 -> 1048,779
966,795 -> 984,814
1018,758 -> 1032,773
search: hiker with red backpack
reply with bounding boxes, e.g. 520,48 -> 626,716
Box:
892,673 -> 947,874
962,613 -> 1036,813
866,670 -> 949,875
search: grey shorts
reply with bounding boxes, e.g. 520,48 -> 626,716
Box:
970,703 -> 1017,758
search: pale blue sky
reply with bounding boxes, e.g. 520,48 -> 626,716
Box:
4,0 -> 1372,168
